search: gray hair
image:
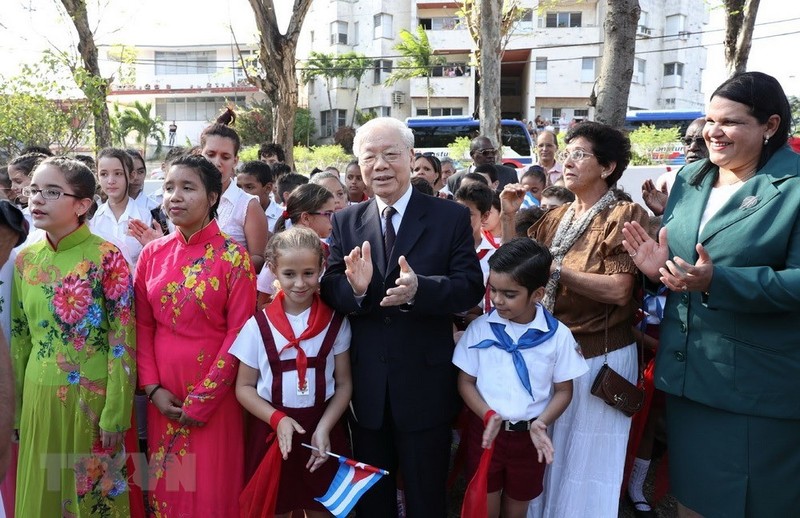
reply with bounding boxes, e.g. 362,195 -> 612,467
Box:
440,156 -> 455,167
353,117 -> 414,156
310,171 -> 346,190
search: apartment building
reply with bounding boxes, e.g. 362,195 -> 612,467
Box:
100,43 -> 264,149
299,0 -> 708,137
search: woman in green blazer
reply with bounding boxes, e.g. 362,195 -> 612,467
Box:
623,72 -> 800,517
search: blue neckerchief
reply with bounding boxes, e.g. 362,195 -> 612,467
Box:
470,307 -> 559,399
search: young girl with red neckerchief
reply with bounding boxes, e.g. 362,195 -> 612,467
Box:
231,226 -> 352,518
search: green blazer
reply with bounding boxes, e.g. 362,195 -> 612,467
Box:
657,146 -> 800,419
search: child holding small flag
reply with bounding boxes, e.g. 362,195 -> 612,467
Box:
231,226 -> 352,517
453,238 -> 588,518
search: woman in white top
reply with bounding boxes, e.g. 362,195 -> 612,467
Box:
89,148 -> 153,267
201,121 -> 267,273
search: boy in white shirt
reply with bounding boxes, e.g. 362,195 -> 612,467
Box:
453,238 -> 588,517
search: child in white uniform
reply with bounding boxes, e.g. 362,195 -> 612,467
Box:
231,226 -> 352,518
453,238 -> 588,518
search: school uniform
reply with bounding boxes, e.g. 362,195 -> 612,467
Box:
476,234 -> 497,314
90,197 -> 153,267
264,201 -> 283,234
453,306 -> 587,500
229,297 -> 351,514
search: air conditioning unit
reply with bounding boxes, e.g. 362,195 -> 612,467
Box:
392,91 -> 405,105
678,31 -> 690,40
636,25 -> 652,37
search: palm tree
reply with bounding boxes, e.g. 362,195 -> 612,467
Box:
118,101 -> 165,159
302,51 -> 341,114
338,52 -> 373,126
384,26 -> 446,115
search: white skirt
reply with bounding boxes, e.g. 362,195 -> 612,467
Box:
528,343 -> 637,518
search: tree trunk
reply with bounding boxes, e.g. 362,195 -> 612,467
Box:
351,83 -> 361,127
478,0 -> 502,151
248,0 -> 313,169
594,0 -> 640,129
60,0 -> 112,150
723,0 -> 761,77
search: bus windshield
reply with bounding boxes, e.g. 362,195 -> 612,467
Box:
624,110 -> 704,135
407,116 -> 533,168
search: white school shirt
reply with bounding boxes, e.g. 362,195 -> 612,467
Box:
217,181 -> 259,248
131,189 -> 159,212
264,200 -> 283,234
229,307 -> 351,408
452,305 -> 588,421
90,197 -> 153,267
476,234 -> 496,286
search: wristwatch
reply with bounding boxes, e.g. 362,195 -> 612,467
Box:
550,266 -> 561,282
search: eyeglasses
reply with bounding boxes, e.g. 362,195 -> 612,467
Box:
474,148 -> 497,157
682,137 -> 705,147
21,187 -> 82,201
359,151 -> 406,166
307,210 -> 335,220
557,149 -> 595,162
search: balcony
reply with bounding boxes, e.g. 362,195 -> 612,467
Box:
410,75 -> 472,99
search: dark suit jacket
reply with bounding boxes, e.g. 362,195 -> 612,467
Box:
446,163 -> 519,193
320,188 -> 484,431
658,147 -> 800,419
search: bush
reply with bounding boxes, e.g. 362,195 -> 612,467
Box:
629,124 -> 681,165
294,145 -> 353,176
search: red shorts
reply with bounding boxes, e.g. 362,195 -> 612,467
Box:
464,411 -> 546,502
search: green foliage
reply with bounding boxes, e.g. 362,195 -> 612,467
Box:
629,124 -> 682,165
385,26 -> 445,86
293,108 -> 316,146
447,136 -> 473,163
235,99 -> 273,147
117,101 -> 165,159
0,59 -> 94,157
107,45 -> 138,88
239,144 -> 260,162
789,95 -> 800,135
293,145 -> 352,176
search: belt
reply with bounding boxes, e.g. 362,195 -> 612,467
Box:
502,418 -> 536,432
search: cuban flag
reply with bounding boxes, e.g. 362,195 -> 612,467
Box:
315,456 -> 387,517
520,191 -> 541,209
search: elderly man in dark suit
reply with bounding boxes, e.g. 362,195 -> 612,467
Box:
446,135 -> 519,193
321,117 -> 484,517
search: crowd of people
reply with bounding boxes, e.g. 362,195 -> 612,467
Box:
0,70 -> 798,518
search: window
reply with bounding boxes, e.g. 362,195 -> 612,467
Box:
663,62 -> 684,88
373,59 -> 392,85
330,21 -> 348,45
665,15 -> 685,36
320,109 -> 347,137
581,57 -> 596,82
419,17 -> 460,30
544,12 -> 582,28
573,109 -> 589,118
155,51 -> 216,75
155,96 -> 247,121
353,22 -> 359,45
374,13 -> 393,39
415,107 -> 464,116
535,57 -> 547,83
635,58 -> 646,84
366,106 -> 392,118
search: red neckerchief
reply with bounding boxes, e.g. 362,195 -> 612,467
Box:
482,230 -> 499,249
477,248 -> 491,260
320,240 -> 330,269
265,291 -> 333,392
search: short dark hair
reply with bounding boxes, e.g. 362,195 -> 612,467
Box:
490,191 -> 501,212
271,163 -> 291,179
73,154 -> 97,172
163,146 -> 188,171
258,142 -> 286,162
473,163 -> 498,184
277,172 -> 309,204
124,148 -> 145,165
20,145 -> 53,157
456,171 -> 490,192
200,123 -> 241,155
564,121 -> 630,186
455,181 -> 494,214
410,176 -> 434,196
521,165 -> 547,185
170,155 -> 223,220
239,160 -> 274,185
0,167 -> 10,189
488,237 -> 552,294
310,167 -> 324,178
514,207 -> 545,237
541,185 -> 575,204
